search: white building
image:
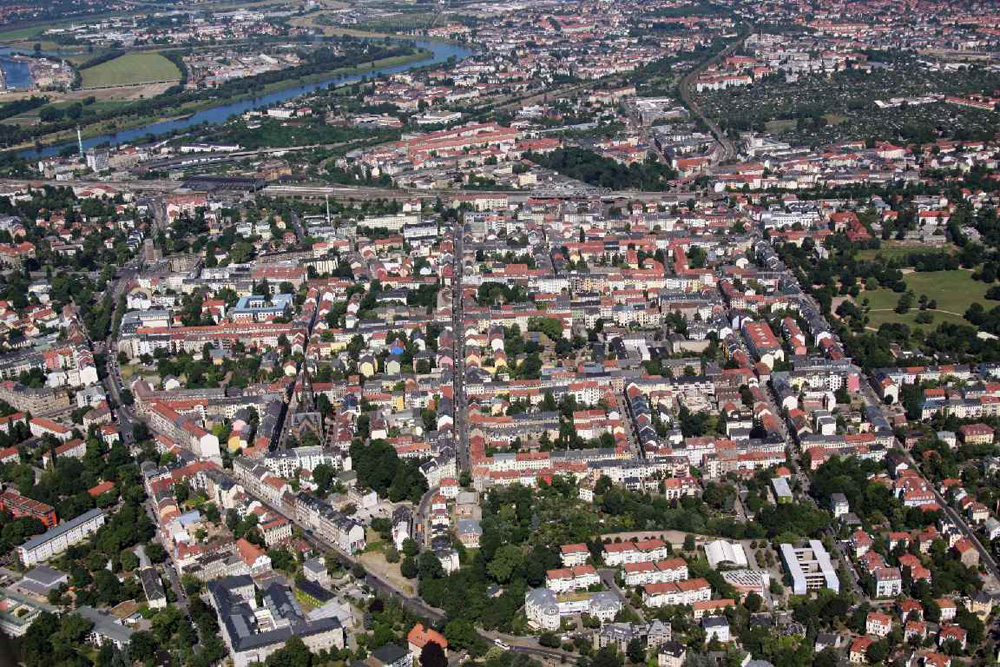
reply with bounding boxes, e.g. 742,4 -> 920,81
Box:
525,588 -> 622,631
779,540 -> 840,595
18,508 -> 106,566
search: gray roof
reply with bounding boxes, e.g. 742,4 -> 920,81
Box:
455,518 -> 481,535
76,606 -> 134,644
20,508 -> 104,552
372,644 -> 409,665
139,568 -> 165,602
22,565 -> 67,587
303,557 -> 326,575
209,576 -> 341,653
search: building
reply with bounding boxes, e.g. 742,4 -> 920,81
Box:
703,616 -> 730,643
779,540 -> 839,595
139,567 -> 167,609
14,565 -> 68,597
658,642 -> 687,667
303,557 -> 330,587
545,564 -> 601,593
0,591 -> 46,637
622,559 -> 689,587
831,493 -> 850,518
77,606 -> 135,650
209,575 -> 345,667
17,508 -> 105,567
603,539 -> 669,566
874,567 -> 902,599
367,644 -> 413,667
525,587 -> 623,630
960,424 -> 994,445
560,543 -> 590,566
705,540 -> 749,569
0,488 -> 57,527
866,611 -> 892,637
407,623 -> 448,660
642,578 -> 712,608
850,636 -> 874,664
771,477 -> 793,503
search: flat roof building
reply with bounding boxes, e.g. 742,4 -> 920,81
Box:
780,540 -> 839,595
17,508 -> 105,567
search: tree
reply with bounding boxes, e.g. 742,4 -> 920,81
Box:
401,555 -> 418,579
443,617 -> 483,653
866,640 -> 889,664
420,641 -> 448,667
814,648 -> 839,667
487,544 -> 522,583
120,550 -> 139,571
266,636 -> 313,667
59,612 -> 93,644
626,637 -> 646,664
313,463 -> 336,495
129,631 -> 158,662
402,537 -> 420,558
152,605 -> 184,642
418,551 -> 444,580
145,541 -> 167,563
683,534 -> 696,551
591,646 -> 623,667
744,591 -> 762,613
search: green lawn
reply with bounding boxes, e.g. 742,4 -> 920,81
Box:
765,119 -> 797,132
861,269 -> 991,330
0,26 -> 45,42
80,52 -> 181,89
856,241 -> 957,262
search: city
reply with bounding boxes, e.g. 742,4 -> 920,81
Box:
0,1 -> 998,667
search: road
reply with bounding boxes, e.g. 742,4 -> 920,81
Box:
141,501 -> 190,611
452,216 -> 469,474
598,567 -> 642,622
101,260 -> 140,448
859,375 -> 1000,587
0,178 -> 712,205
677,34 -> 746,163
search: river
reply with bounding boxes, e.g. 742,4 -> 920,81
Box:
21,40 -> 473,159
0,48 -> 34,91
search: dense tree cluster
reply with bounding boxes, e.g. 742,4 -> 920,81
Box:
526,148 -> 677,191
349,439 -> 428,503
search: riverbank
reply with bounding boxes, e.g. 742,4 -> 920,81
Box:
17,40 -> 472,158
10,47 -> 432,155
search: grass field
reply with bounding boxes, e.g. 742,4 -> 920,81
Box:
861,269 -> 990,330
856,241 -> 958,262
80,52 -> 181,89
765,119 -> 797,132
0,26 -> 45,42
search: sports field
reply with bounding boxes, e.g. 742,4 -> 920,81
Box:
862,269 -> 990,330
80,52 -> 181,89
